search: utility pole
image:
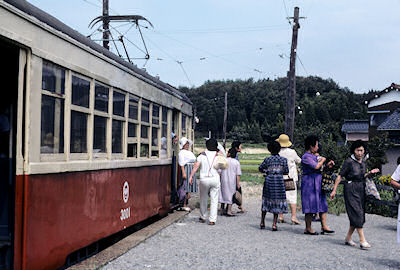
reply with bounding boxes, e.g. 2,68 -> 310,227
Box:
102,0 -> 110,50
223,92 -> 228,149
284,7 -> 302,142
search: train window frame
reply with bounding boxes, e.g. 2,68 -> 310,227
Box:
127,94 -> 139,159
69,73 -> 91,160
110,88 -> 126,159
151,103 -> 161,158
92,81 -> 110,159
40,60 -> 66,161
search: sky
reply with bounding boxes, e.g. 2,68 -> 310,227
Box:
27,0 -> 400,93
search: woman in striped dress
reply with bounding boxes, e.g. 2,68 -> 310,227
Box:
259,141 -> 289,231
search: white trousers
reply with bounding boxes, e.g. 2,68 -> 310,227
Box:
199,175 -> 220,222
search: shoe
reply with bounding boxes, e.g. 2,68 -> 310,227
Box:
345,240 -> 357,247
260,223 -> 265,229
291,219 -> 301,225
226,213 -> 235,217
360,241 -> 371,249
278,218 -> 285,223
272,225 -> 278,231
321,228 -> 335,235
304,230 -> 319,235
209,221 -> 216,225
199,218 -> 206,223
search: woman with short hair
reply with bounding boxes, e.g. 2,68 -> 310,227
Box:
189,138 -> 221,225
259,141 -> 289,231
330,140 -> 380,248
301,135 -> 334,235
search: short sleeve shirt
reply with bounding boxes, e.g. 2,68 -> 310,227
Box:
339,157 -> 366,181
392,165 -> 400,182
197,150 -> 219,179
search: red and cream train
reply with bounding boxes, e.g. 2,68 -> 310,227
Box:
0,0 -> 193,269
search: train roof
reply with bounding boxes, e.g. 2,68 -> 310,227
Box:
4,0 -> 192,105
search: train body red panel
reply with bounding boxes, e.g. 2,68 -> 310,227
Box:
0,1 -> 193,269
15,165 -> 171,270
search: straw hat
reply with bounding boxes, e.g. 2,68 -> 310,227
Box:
276,134 -> 292,147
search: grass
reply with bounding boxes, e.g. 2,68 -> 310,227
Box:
240,174 -> 264,185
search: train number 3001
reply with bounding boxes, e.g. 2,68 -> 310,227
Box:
120,207 -> 131,221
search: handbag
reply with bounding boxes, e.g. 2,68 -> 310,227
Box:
365,177 -> 381,200
177,181 -> 187,205
232,186 -> 242,206
213,154 -> 229,170
283,175 -> 295,191
321,171 -> 336,193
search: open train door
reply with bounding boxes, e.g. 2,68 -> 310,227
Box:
0,39 -> 25,270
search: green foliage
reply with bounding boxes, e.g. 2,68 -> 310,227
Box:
367,133 -> 393,170
376,174 -> 393,186
182,76 -> 370,143
240,174 -> 264,185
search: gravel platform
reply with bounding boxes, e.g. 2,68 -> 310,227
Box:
101,186 -> 399,270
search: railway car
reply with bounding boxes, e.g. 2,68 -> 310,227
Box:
0,0 -> 194,269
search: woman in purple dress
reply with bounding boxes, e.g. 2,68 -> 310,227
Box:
301,135 -> 334,235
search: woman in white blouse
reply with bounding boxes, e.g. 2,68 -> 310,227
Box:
178,137 -> 196,211
276,134 -> 302,225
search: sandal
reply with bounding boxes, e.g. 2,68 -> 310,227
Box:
260,223 -> 265,229
278,218 -> 285,223
272,225 -> 278,231
360,241 -> 371,249
291,219 -> 301,225
209,221 -> 216,225
345,239 -> 357,247
199,218 -> 206,223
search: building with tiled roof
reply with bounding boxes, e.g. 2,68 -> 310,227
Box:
366,84 -> 400,174
341,120 -> 369,144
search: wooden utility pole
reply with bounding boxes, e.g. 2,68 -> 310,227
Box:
285,7 -> 300,142
103,0 -> 110,50
223,92 -> 228,149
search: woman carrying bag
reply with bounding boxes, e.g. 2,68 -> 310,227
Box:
189,138 -> 225,225
330,140 -> 380,249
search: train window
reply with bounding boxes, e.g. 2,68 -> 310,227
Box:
93,116 -> 107,153
128,123 -> 136,138
112,120 -> 123,153
42,60 -> 65,95
72,75 -> 90,108
70,111 -> 87,153
127,143 -> 137,158
141,100 -> 150,123
140,144 -> 149,158
129,96 -> 138,120
152,105 -> 159,125
181,114 -> 187,137
141,125 -> 148,138
113,91 -> 125,117
151,127 -> 159,157
94,83 -> 109,112
160,107 -> 168,159
40,96 -> 64,153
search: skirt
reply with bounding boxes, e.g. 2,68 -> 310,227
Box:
180,163 -> 197,193
343,181 -> 365,228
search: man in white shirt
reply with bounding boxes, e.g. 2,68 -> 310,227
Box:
390,157 -> 400,244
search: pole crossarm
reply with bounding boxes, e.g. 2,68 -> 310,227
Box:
89,15 -> 154,29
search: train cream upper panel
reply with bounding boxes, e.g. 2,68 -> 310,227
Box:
0,1 -> 192,116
